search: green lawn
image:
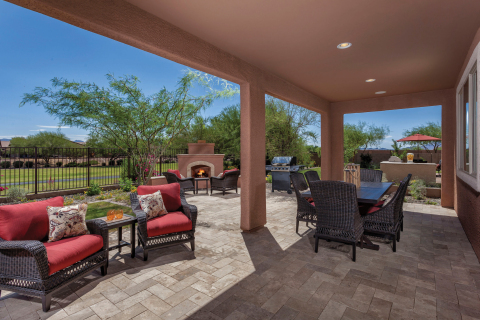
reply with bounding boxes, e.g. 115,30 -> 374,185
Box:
86,201 -> 133,220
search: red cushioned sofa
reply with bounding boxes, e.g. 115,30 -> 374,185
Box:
130,183 -> 197,261
0,197 -> 108,312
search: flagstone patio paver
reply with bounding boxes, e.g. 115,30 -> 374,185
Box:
1,188 -> 479,319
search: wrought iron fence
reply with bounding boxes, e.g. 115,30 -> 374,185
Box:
0,147 -> 186,197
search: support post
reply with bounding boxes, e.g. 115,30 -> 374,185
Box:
321,108 -> 344,181
240,83 -> 266,231
441,90 -> 456,208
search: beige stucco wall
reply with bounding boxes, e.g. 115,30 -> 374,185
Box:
380,162 -> 437,185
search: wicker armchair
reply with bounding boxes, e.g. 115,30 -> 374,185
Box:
0,219 -> 108,312
130,188 -> 197,261
309,180 -> 364,261
162,172 -> 195,194
304,170 -> 320,185
360,169 -> 383,182
290,172 -> 317,233
362,178 -> 409,252
210,170 -> 240,195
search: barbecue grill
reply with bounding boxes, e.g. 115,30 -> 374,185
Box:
266,156 -> 305,194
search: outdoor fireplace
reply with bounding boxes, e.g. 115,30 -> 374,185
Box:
192,165 -> 211,178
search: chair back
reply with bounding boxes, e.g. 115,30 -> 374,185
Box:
309,180 -> 362,231
162,172 -> 179,184
290,172 -> 309,196
399,174 -> 412,216
360,169 -> 383,182
304,170 -> 320,185
223,170 -> 240,186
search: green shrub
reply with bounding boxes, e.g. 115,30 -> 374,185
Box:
266,175 -> 272,183
78,160 -> 99,167
119,177 -> 133,192
44,163 -> 50,167
360,154 -> 373,169
116,159 -> 123,166
0,161 -> 11,168
25,161 -> 34,168
410,179 -> 426,200
86,183 -> 102,196
56,161 -> 63,167
13,161 -> 24,168
65,162 -> 77,167
109,160 -> 115,166
101,162 -> 106,166
6,187 -> 28,202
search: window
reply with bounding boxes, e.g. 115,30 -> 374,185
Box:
458,61 -> 478,189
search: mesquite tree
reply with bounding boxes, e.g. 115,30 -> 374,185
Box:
21,71 -> 238,185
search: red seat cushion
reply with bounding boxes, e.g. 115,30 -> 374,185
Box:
0,197 -> 64,241
146,212 -> 192,237
374,201 -> 385,207
359,204 -> 381,215
137,183 -> 182,212
222,168 -> 239,175
167,169 -> 181,179
44,234 -> 104,275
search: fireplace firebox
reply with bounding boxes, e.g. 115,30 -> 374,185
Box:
191,165 -> 211,178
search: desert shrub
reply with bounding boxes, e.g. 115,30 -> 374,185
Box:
119,178 -> 133,192
96,192 -> 113,200
13,161 -> 24,168
6,187 -> 28,202
25,161 -> 34,168
73,194 -> 86,201
114,193 -> 130,204
64,198 -> 74,206
410,179 -> 426,200
86,183 -> 102,196
0,161 -> 11,168
56,161 -> 63,167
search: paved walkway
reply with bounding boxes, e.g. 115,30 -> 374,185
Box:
1,189 -> 479,320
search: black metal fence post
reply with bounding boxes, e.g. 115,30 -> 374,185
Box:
34,147 -> 38,194
87,147 -> 90,187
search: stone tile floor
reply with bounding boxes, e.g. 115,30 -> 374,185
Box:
1,189 -> 480,319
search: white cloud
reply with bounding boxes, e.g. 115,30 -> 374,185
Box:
37,125 -> 70,129
0,135 -> 25,139
385,135 -> 392,139
29,129 -> 46,132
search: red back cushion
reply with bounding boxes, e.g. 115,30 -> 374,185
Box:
137,183 -> 182,212
0,196 -> 64,241
167,169 -> 181,179
222,168 -> 239,175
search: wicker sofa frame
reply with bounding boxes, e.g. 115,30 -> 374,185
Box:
360,169 -> 383,182
210,170 -> 240,195
310,180 -> 364,261
162,172 -> 196,194
290,172 -> 317,233
0,219 -> 109,312
130,189 -> 197,261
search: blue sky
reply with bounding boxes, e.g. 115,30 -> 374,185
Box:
0,1 -> 441,149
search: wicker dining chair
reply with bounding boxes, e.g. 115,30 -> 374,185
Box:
309,180 -> 364,261
162,172 -> 195,194
290,172 -> 316,233
304,170 -> 320,185
362,179 -> 408,252
360,169 -> 383,182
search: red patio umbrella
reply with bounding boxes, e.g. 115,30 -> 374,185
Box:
396,133 -> 441,142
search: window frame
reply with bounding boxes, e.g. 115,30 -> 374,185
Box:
457,44 -> 480,191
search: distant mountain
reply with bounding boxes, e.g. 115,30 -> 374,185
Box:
0,139 -> 10,141
73,140 -> 85,143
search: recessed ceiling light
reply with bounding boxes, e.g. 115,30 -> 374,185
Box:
375,91 -> 386,94
337,42 -> 352,49
366,79 -> 376,82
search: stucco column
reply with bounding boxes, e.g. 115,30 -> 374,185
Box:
240,83 -> 267,230
441,90 -> 456,208
327,109 -> 345,181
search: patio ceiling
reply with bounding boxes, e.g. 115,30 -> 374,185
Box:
126,0 -> 480,102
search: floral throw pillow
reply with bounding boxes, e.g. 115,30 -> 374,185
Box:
47,203 -> 89,242
138,191 -> 168,220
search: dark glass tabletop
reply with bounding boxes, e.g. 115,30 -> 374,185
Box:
302,182 -> 393,204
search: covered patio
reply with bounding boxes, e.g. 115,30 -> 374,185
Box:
1,191 -> 477,319
3,0 -> 480,318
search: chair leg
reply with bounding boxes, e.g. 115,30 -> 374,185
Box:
101,264 -> 108,276
401,220 -> 404,232
42,293 -> 52,312
397,229 -> 400,242
352,243 -> 356,262
296,219 -> 299,233
314,235 -> 319,253
143,250 -> 149,261
392,235 -> 396,252
191,239 -> 195,251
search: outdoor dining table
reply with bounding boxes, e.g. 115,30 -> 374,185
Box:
301,181 -> 393,251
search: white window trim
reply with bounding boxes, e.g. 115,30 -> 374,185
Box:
457,42 -> 480,191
